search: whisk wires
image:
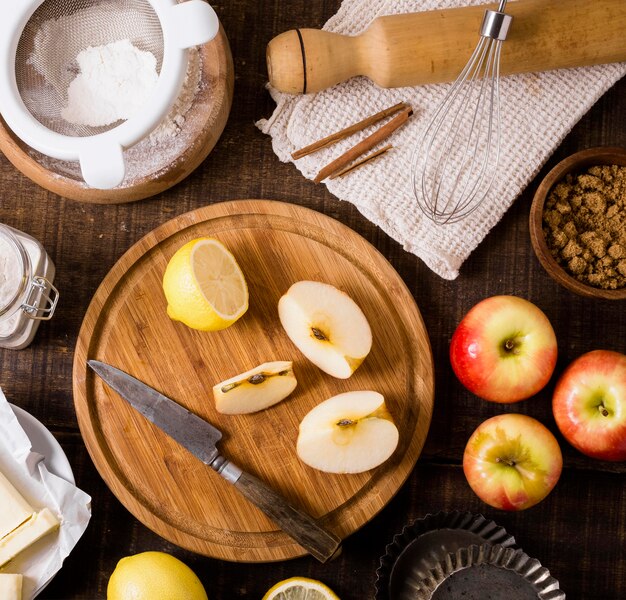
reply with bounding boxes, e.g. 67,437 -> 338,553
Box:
412,0 -> 511,225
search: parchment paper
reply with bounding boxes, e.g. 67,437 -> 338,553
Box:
0,390 -> 91,599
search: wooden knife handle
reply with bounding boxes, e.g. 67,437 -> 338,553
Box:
267,0 -> 626,94
213,457 -> 341,562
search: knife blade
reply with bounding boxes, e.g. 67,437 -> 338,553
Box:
88,360 -> 341,563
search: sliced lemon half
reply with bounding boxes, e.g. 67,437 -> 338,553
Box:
262,577 -> 340,600
162,237 -> 248,331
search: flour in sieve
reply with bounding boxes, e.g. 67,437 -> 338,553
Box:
25,3 -> 163,135
62,39 -> 158,127
30,3 -> 201,136
27,46 -> 205,184
28,4 -> 151,96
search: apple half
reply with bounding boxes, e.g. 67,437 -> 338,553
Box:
278,281 -> 372,379
463,413 -> 562,511
450,295 -> 558,403
296,391 -> 399,474
213,361 -> 297,414
553,350 -> 626,461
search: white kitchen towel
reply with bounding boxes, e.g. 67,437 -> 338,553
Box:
257,0 -> 626,279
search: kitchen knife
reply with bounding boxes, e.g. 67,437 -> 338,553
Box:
87,360 -> 341,563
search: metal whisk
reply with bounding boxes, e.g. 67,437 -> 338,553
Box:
411,0 -> 513,225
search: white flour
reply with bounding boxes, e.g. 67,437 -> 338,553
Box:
0,237 -> 23,337
0,237 -> 21,310
28,4 -> 149,98
28,6 -> 207,184
62,39 -> 158,127
148,47 -> 202,145
30,5 -> 202,147
0,230 -> 49,345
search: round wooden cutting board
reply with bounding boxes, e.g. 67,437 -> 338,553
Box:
72,200 -> 434,562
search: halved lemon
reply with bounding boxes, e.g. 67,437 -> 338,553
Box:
262,577 -> 340,600
162,237 -> 248,331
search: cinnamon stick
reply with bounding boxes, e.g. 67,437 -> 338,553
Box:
329,144 -> 393,180
314,107 -> 412,183
291,102 -> 409,160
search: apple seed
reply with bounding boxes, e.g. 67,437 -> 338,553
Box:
336,419 -> 356,427
248,374 -> 266,385
311,327 -> 329,341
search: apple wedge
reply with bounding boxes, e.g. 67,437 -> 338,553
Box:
213,361 -> 297,415
278,281 -> 372,379
296,391 -> 399,474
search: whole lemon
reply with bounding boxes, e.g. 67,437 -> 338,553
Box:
107,551 -> 208,600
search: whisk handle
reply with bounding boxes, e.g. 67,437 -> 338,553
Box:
267,0 -> 626,95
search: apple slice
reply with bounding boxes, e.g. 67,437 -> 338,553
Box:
278,281 -> 372,379
213,361 -> 297,415
296,391 -> 398,474
463,413 -> 562,511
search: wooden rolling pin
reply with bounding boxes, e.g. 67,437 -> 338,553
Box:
267,0 -> 626,94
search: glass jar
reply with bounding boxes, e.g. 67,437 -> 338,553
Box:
0,224 -> 58,349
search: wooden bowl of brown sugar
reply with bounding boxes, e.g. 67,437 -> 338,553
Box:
530,147 -> 626,300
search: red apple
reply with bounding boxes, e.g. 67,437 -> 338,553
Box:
463,414 -> 562,511
450,295 -> 558,403
553,349 -> 626,461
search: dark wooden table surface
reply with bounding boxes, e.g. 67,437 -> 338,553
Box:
1,2 -> 625,599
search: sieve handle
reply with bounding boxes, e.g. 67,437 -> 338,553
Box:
79,141 -> 125,190
167,1 -> 220,48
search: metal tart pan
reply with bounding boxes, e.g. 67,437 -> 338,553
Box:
375,511 -> 516,600
414,544 -> 565,600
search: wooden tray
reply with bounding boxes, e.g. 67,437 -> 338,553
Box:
72,200 -> 434,562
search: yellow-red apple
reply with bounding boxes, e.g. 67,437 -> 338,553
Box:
463,413 -> 562,511
553,350 -> 626,461
450,296 -> 557,403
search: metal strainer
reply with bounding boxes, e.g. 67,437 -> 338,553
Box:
0,0 -> 219,189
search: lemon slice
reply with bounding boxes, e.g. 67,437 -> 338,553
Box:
262,577 -> 340,600
162,238 -> 248,331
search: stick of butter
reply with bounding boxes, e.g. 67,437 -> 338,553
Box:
0,471 -> 33,540
0,508 -> 59,568
0,573 -> 23,600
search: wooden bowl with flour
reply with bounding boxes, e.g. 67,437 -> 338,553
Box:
0,26 -> 233,204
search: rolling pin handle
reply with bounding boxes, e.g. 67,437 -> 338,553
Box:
267,28 -> 362,94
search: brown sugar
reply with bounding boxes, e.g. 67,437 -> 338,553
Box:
542,164 -> 626,290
